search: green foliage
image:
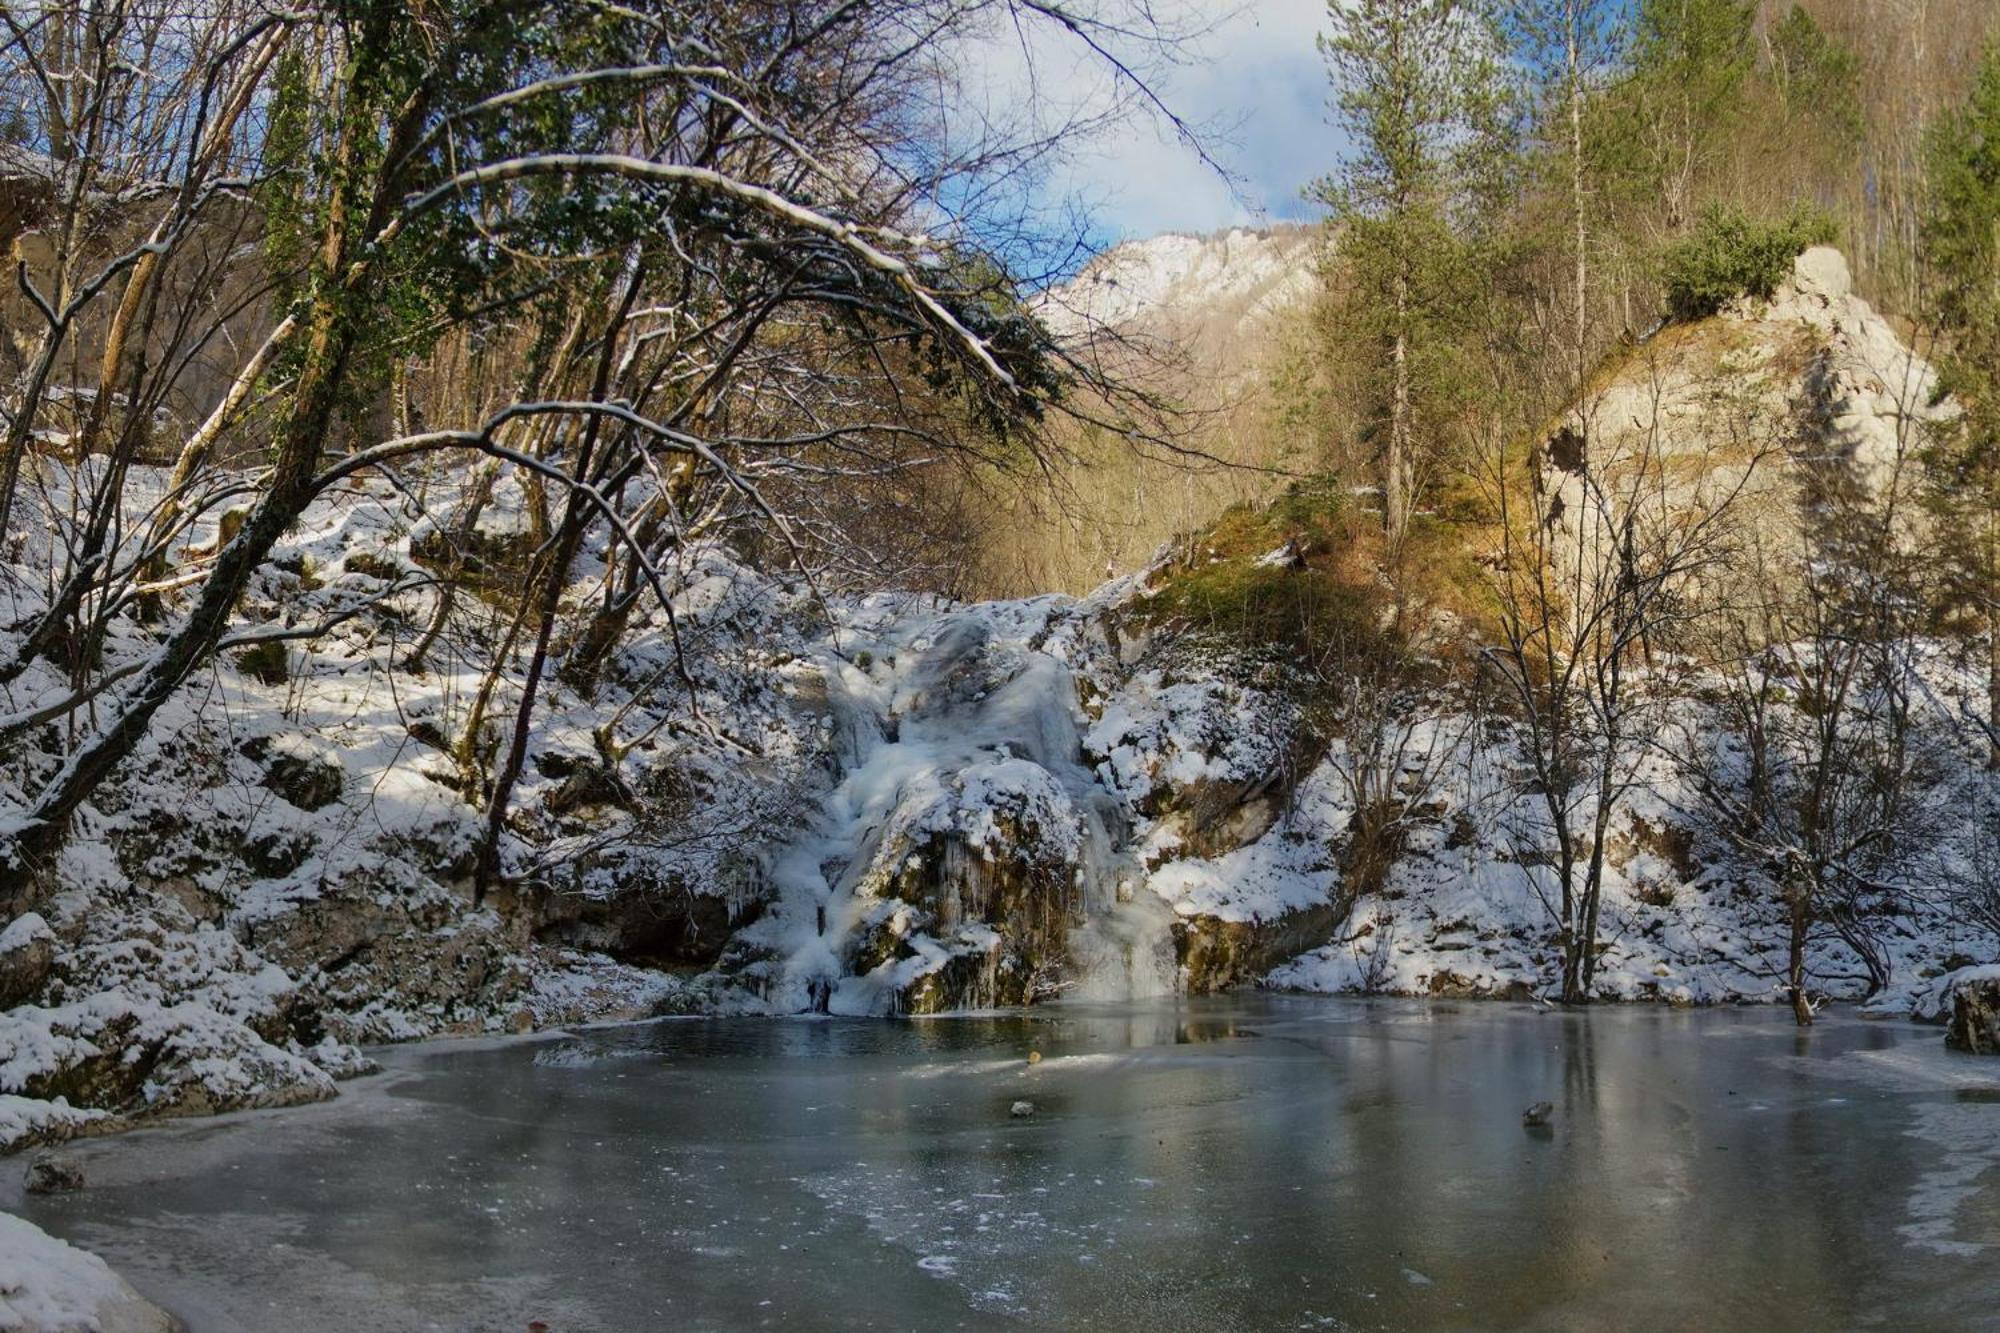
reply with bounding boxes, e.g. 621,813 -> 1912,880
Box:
1919,45 -> 2000,620
1135,483 -> 1387,661
1922,48 -> 2000,355
1659,204 -> 1836,321
254,45 -> 316,302
1633,0 -> 1755,111
1313,0 -> 1518,532
1626,0 -> 1755,228
1768,5 -> 1863,142
236,640 -> 290,687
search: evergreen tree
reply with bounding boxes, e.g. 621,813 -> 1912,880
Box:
1503,0 -> 1627,411
1767,4 -> 1862,141
1314,0 -> 1514,553
1921,45 -> 2000,764
1630,0 -> 1755,230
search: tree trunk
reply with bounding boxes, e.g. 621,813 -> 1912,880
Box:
1387,282 -> 1411,550
1988,585 -> 1999,768
1568,5 -> 1588,397
1787,881 -> 1814,1026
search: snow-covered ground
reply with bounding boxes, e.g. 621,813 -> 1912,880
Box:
0,1210 -> 173,1332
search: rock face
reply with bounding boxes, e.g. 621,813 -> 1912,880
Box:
1946,970 -> 2000,1055
1541,245 -> 1952,606
1174,899 -> 1351,994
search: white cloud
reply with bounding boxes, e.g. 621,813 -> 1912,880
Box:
955,0 -> 1342,242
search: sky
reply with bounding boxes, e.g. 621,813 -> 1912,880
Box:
951,0 -> 1344,251
1031,0 -> 1344,242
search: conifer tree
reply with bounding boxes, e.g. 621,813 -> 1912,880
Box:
1504,0 -> 1625,411
1315,0 -> 1513,553
1921,46 -> 2000,764
1630,0 -> 1755,231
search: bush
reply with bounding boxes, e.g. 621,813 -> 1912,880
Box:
1660,205 -> 1837,322
236,640 -> 290,686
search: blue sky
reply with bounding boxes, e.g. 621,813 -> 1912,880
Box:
961,0 -> 1343,245
1075,0 -> 1341,239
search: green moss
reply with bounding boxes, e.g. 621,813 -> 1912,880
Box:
1134,481 -> 1379,655
1133,479 -> 1497,668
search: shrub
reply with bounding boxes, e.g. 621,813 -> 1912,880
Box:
236,640 -> 290,686
1660,205 -> 1837,322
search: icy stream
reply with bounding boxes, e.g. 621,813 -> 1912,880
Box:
11,998 -> 1999,1331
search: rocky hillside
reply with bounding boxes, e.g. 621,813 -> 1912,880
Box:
1,245 -> 1995,1155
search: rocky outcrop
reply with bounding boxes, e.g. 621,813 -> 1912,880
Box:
1946,968 -> 2000,1055
1175,898 -> 1350,993
861,820 -> 1078,1014
1541,246 -> 1952,610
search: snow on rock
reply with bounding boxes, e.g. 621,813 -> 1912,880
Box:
0,917 -> 53,1009
0,1211 -> 175,1333
1084,666 -> 1301,862
1043,227 -> 1316,338
0,1100 -> 104,1158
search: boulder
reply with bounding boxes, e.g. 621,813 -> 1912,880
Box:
0,914 -> 55,1009
1945,969 -> 2000,1055
24,1152 -> 83,1195
264,750 -> 344,812
242,734 -> 345,811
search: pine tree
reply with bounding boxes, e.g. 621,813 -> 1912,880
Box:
1630,0 -> 1755,231
1315,0 -> 1513,553
1504,0 -> 1626,413
1767,4 -> 1862,141
1921,45 -> 2000,764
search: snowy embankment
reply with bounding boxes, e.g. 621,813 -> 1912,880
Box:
0,1211 -> 173,1332
2,451 -> 1996,1152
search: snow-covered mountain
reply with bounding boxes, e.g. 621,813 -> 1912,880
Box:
1045,225 -> 1319,342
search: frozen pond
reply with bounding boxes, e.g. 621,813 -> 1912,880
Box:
8,997 -> 2000,1331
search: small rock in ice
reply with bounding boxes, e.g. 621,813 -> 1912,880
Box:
1522,1101 -> 1555,1128
25,1152 -> 85,1194
1009,1100 -> 1037,1118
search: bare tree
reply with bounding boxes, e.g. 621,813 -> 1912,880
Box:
0,0 -> 1196,911
1479,349 -> 1767,1004
1679,373 -> 1943,1020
